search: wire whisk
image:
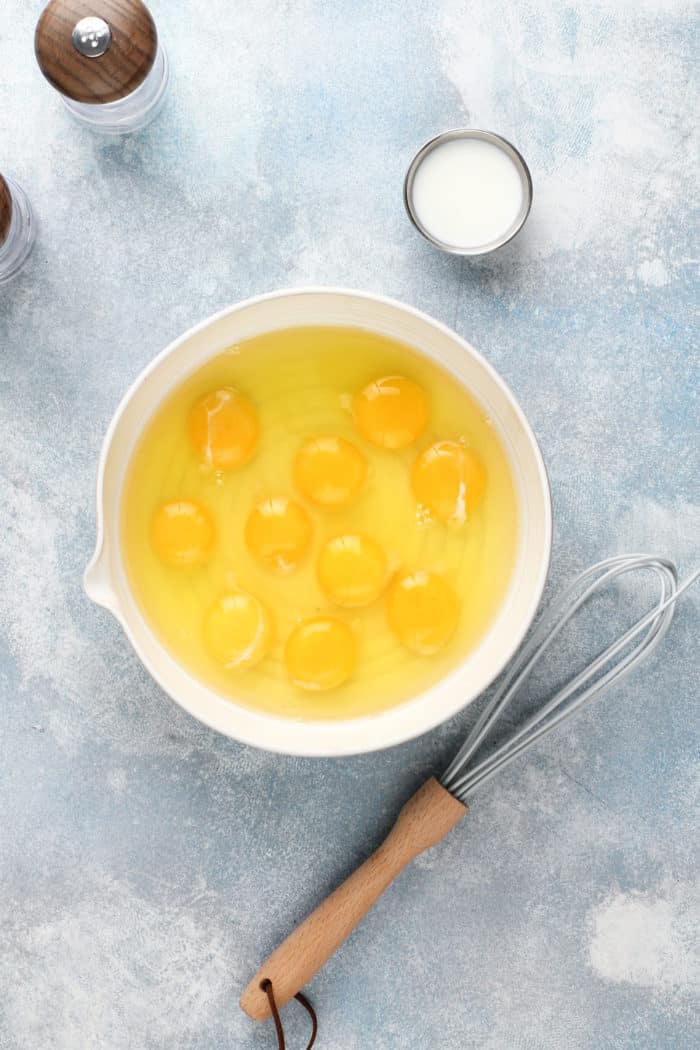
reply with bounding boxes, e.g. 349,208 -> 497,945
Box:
241,554 -> 698,1035
442,554 -> 696,802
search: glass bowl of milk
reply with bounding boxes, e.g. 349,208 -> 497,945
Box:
404,129 -> 532,256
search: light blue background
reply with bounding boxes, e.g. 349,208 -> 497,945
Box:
1,2 -> 698,1048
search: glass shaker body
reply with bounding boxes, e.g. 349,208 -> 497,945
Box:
61,42 -> 169,134
0,176 -> 35,286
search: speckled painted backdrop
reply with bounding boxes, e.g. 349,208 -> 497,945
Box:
1,1 -> 698,1048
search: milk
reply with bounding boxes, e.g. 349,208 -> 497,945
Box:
410,137 -> 525,251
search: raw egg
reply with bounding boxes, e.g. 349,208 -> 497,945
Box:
354,375 -> 428,449
317,534 -> 388,607
294,436 -> 367,507
386,570 -> 459,655
245,497 -> 312,574
285,616 -> 357,691
188,387 -> 259,471
412,440 -> 486,525
151,500 -> 215,566
203,590 -> 273,671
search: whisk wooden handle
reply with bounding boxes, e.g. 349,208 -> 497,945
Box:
240,777 -> 467,1021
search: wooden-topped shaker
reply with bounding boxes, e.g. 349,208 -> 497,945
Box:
0,174 -> 35,285
35,0 -> 168,133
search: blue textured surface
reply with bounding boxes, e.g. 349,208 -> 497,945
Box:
1,2 -> 698,1048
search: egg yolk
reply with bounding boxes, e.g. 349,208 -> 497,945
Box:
151,501 -> 215,566
386,570 -> 459,655
203,590 -> 273,671
188,387 -> 259,471
317,534 -> 388,607
411,440 -> 486,525
354,375 -> 428,449
245,497 -> 312,574
284,617 -> 357,691
294,436 -> 367,507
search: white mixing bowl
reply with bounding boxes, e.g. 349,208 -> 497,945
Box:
84,288 -> 551,756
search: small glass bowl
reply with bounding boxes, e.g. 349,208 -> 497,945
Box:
404,128 -> 533,256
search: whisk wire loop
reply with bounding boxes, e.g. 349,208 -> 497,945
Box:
441,556 -> 697,803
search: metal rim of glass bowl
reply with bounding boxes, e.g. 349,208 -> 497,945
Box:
403,128 -> 534,257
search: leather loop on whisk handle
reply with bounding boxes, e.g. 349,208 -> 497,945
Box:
240,778 -> 466,1021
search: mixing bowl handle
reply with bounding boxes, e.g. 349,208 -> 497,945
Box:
240,777 -> 466,1022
